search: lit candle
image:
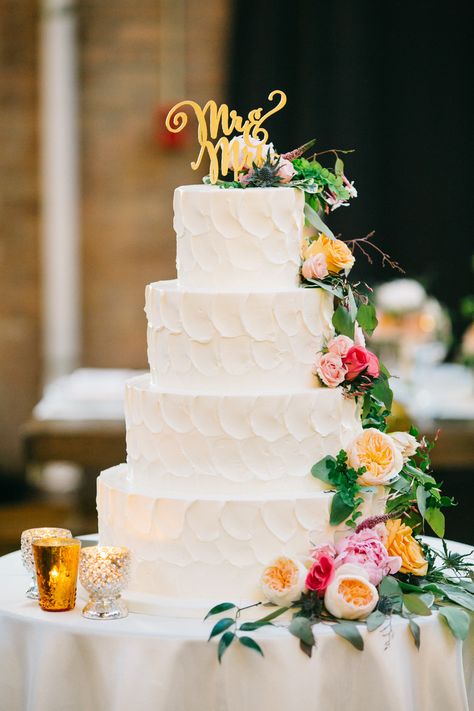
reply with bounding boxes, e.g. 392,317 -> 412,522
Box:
33,537 -> 81,611
79,546 -> 131,620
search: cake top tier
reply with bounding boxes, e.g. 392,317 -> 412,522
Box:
174,185 -> 304,291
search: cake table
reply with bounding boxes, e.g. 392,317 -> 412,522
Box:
0,538 -> 472,711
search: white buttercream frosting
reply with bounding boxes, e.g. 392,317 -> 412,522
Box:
98,465 -> 386,601
124,374 -> 362,495
146,280 -> 333,391
174,185 -> 304,291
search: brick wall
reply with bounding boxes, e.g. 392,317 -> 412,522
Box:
0,0 -> 231,470
0,0 -> 40,472
80,0 -> 231,368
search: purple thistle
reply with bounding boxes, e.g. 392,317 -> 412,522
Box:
355,512 -> 400,534
281,138 -> 316,162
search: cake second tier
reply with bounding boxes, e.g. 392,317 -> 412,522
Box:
125,374 -> 362,495
146,280 -> 333,391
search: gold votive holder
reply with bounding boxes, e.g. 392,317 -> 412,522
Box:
20,527 -> 72,599
33,537 -> 81,611
79,546 -> 131,620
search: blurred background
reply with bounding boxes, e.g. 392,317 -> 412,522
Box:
1,0 -> 473,552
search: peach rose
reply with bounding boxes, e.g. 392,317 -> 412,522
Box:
304,234 -> 355,274
260,556 -> 306,606
328,335 -> 354,358
385,519 -> 428,576
302,253 -> 329,281
324,564 -> 379,620
346,428 -> 404,486
316,352 -> 347,388
277,158 -> 296,183
389,431 -> 419,463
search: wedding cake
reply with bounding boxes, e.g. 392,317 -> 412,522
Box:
97,184 -> 384,609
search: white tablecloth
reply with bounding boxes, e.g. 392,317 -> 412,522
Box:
1,540 -> 473,711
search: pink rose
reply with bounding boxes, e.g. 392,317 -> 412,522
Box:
310,542 -> 337,560
316,352 -> 347,387
277,157 -> 296,183
306,553 -> 335,595
354,322 -> 366,347
335,528 -> 401,586
343,346 -> 380,381
327,335 -> 354,358
302,253 -> 329,281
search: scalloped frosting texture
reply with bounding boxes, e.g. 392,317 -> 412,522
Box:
98,465 -> 386,600
145,280 -> 334,391
174,185 -> 304,291
124,374 -> 362,495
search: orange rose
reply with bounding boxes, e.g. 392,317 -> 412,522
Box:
385,519 -> 428,576
304,234 -> 355,274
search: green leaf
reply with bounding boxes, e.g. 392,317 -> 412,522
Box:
335,156 -> 344,176
439,607 -> 470,640
332,622 -> 364,650
379,576 -> 402,598
239,636 -> 264,657
304,202 -> 336,240
356,302 -> 378,336
371,377 -> 393,410
239,606 -> 289,631
416,485 -> 428,517
311,456 -> 336,485
409,619 -> 421,649
204,602 -> 236,620
208,617 -> 235,640
437,584 -> 474,612
299,640 -> 314,658
332,304 -> 355,338
347,287 -> 358,321
217,631 -> 235,663
424,507 -> 445,538
330,492 -> 354,525
304,280 -> 344,298
289,616 -> 315,647
366,610 -> 386,632
402,594 -> 432,616
391,476 -> 411,493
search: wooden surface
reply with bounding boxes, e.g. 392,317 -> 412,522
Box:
21,419 -> 126,470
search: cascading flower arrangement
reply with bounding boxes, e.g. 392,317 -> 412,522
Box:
204,136 -> 473,664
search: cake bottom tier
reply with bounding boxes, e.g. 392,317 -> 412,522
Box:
97,465 -> 386,613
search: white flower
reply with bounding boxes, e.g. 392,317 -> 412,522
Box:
346,428 -> 404,486
343,176 -> 358,198
228,135 -> 275,171
389,431 -> 419,463
354,322 -> 366,347
260,556 -> 306,607
324,564 -> 379,620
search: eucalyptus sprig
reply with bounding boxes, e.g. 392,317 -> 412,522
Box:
387,428 -> 456,538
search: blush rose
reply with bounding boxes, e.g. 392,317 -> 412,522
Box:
302,253 -> 329,281
315,352 -> 347,387
334,528 -> 401,586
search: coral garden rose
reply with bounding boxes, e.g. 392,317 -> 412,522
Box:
343,346 -> 380,381
335,528 -> 401,586
316,352 -> 347,388
324,564 -> 379,620
346,428 -> 404,486
304,234 -> 355,274
260,556 -> 307,606
276,157 -> 296,183
302,253 -> 329,281
385,519 -> 428,576
306,552 -> 335,595
389,431 -> 419,463
328,335 -> 354,358
228,134 -> 275,171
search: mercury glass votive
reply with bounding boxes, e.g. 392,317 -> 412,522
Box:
20,527 -> 72,599
33,537 -> 81,611
79,546 -> 131,620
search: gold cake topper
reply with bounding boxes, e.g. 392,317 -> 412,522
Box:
165,90 -> 287,184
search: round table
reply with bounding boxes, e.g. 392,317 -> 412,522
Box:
0,538 -> 473,711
